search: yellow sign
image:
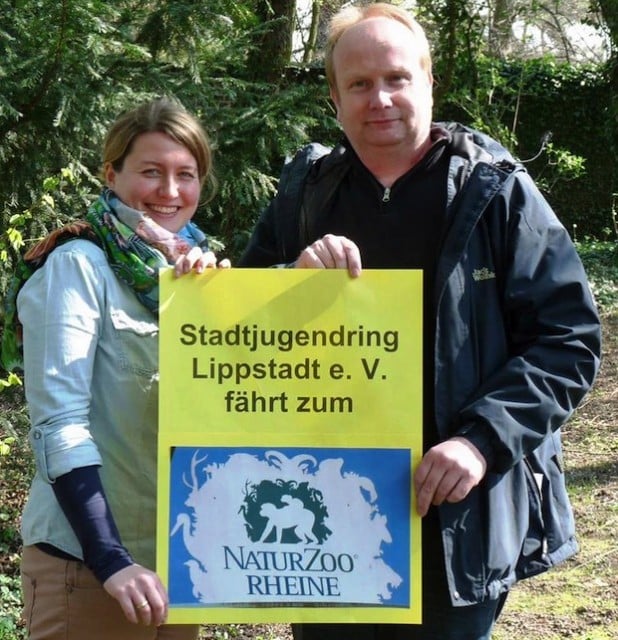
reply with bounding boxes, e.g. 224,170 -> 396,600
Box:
157,268 -> 423,624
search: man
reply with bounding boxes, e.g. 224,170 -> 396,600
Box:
239,3 -> 601,639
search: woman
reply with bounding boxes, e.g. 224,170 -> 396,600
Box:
15,98 -> 226,640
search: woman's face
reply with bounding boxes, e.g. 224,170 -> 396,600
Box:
104,131 -> 201,233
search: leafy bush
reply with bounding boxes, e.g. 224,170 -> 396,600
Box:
577,239 -> 618,312
0,574 -> 24,639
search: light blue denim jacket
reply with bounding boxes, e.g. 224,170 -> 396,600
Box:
19,239 -> 160,569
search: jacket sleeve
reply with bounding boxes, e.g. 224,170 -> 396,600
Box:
239,143 -> 333,267
454,172 -> 601,472
238,197 -> 287,267
238,150 -> 305,267
18,242 -> 134,580
18,244 -> 104,479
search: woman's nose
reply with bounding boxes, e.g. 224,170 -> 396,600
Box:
159,176 -> 179,197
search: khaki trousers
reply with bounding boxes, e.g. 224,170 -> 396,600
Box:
21,546 -> 200,640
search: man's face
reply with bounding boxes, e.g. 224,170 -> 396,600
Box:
330,17 -> 433,161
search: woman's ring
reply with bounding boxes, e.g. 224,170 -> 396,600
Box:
136,600 -> 149,609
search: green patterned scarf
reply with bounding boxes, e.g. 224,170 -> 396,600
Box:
1,189 -> 207,372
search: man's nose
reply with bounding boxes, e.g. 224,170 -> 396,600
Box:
370,87 -> 393,108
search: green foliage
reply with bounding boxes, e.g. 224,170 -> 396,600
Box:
0,437 -> 15,457
0,574 -> 24,640
436,54 -> 612,238
504,58 -> 612,238
0,373 -> 22,459
0,164 -> 99,287
0,0 -> 338,265
0,392 -> 28,639
0,0 -> 616,274
577,238 -> 618,312
196,74 -> 337,256
532,142 -> 587,193
2,0 -> 615,256
0,374 -> 21,395
0,202 -> 27,392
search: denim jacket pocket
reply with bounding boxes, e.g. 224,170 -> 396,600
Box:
110,307 -> 158,377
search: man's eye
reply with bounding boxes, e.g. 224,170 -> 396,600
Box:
350,80 -> 368,89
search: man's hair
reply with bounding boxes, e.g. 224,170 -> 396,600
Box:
102,97 -> 216,196
324,2 -> 432,89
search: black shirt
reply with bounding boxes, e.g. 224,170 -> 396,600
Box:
314,137 -> 450,452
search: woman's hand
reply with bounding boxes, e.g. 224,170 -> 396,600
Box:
295,234 -> 362,277
103,564 -> 168,626
174,247 -> 231,277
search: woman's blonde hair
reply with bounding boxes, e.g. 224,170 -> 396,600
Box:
102,97 -> 216,198
324,2 -> 432,89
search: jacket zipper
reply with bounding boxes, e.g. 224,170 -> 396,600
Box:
382,187 -> 391,202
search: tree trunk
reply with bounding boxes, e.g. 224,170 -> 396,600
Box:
303,0 -> 322,65
596,0 -> 618,198
249,0 -> 297,83
597,0 -> 618,45
488,0 -> 516,58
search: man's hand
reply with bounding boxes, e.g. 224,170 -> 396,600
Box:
174,247 -> 231,277
413,437 -> 487,517
103,564 -> 168,626
295,234 -> 362,277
